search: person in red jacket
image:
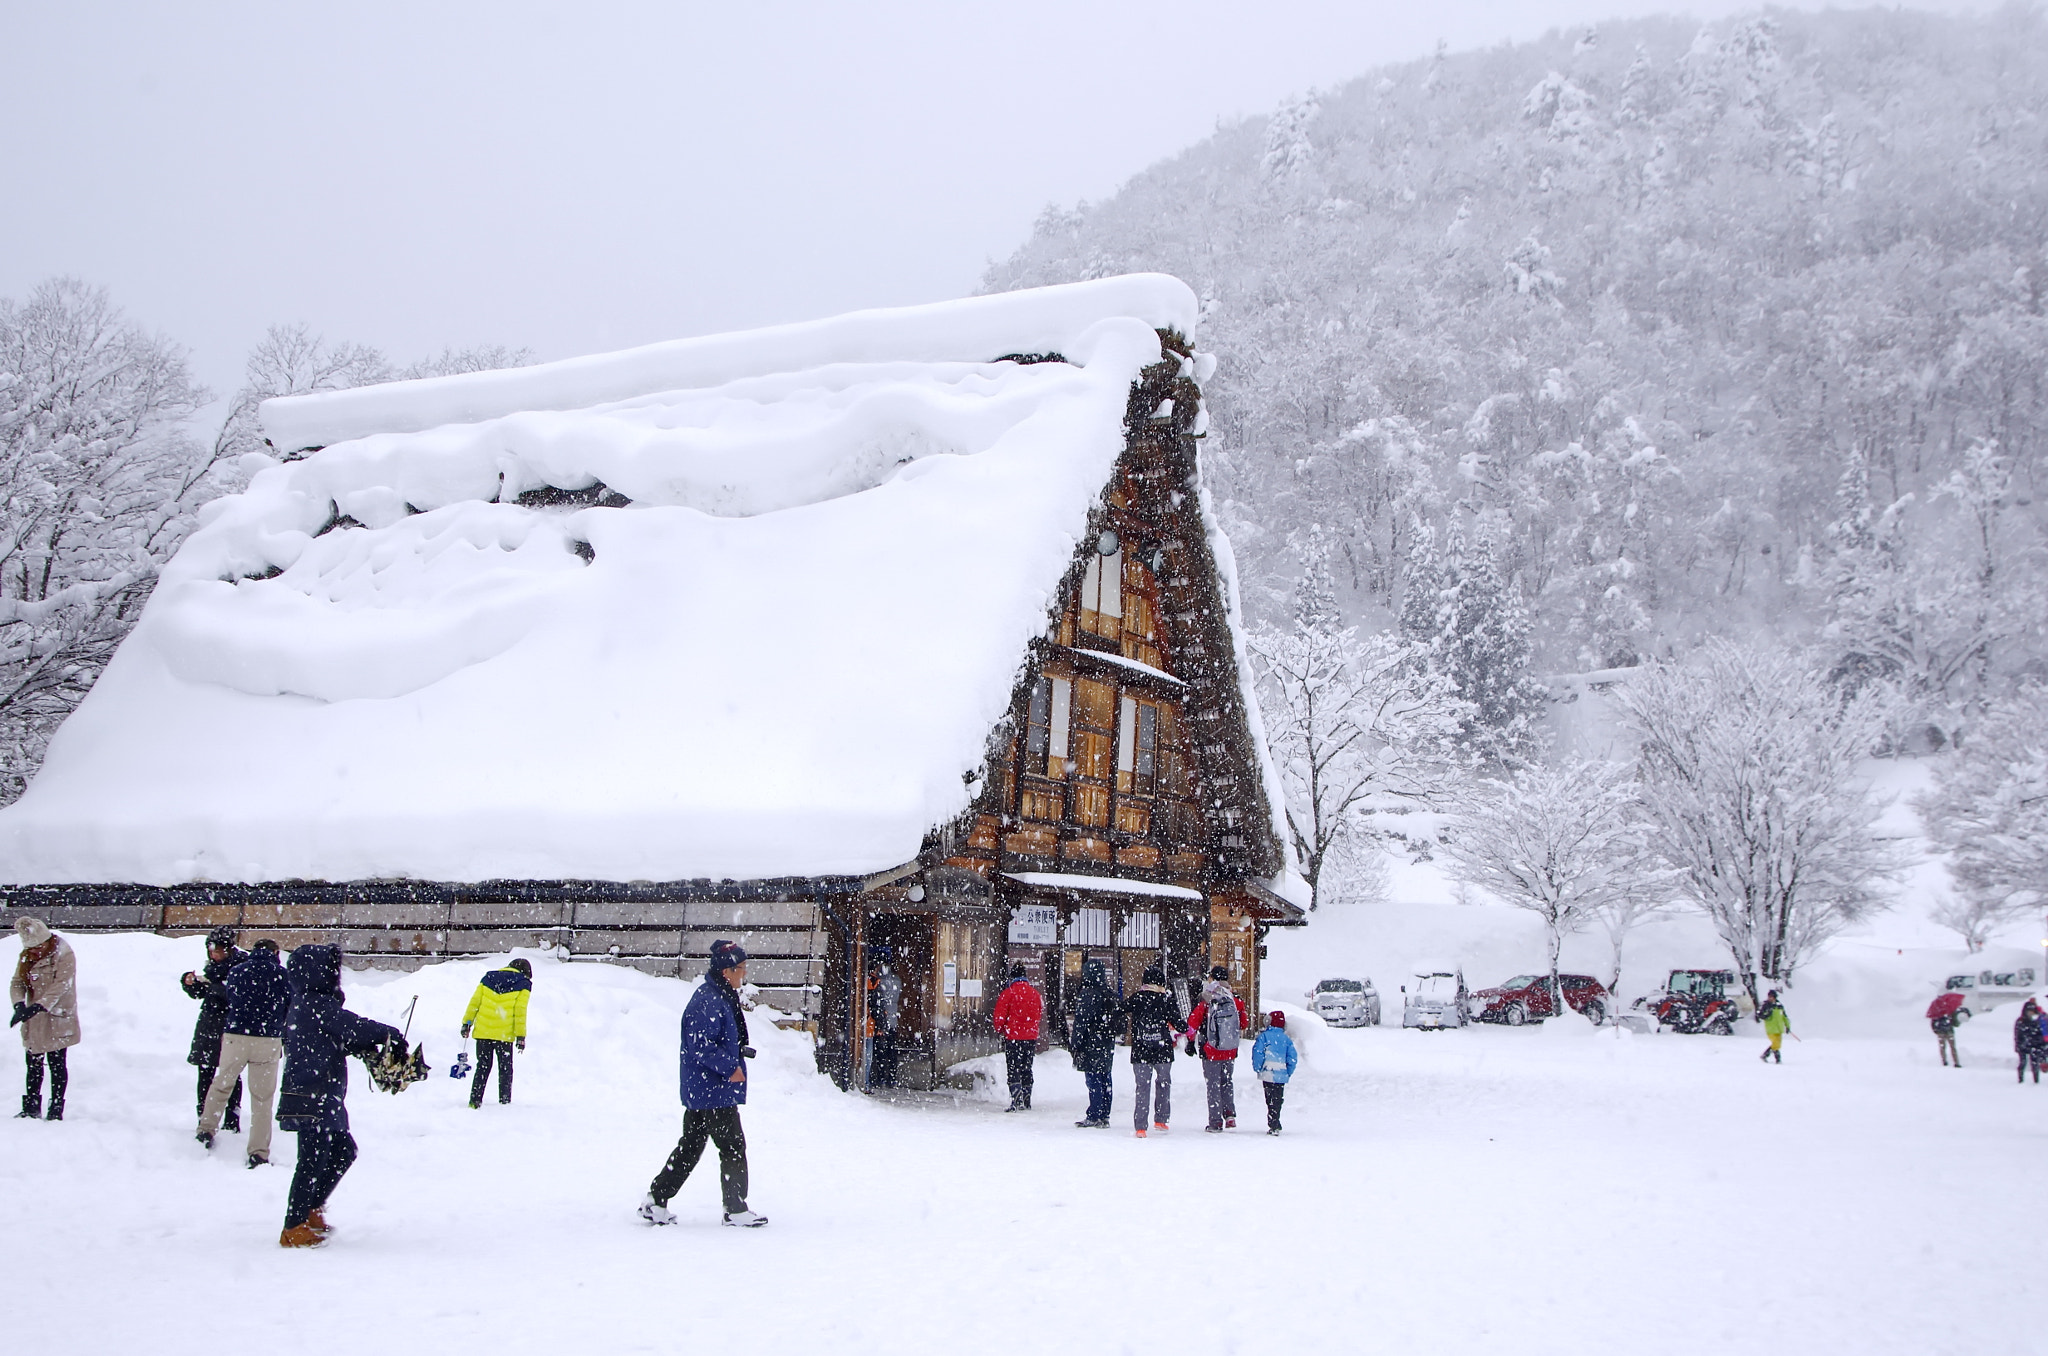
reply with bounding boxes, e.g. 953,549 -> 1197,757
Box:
1185,966 -> 1249,1132
991,962 -> 1043,1112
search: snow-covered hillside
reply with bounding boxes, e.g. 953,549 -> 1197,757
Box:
9,931 -> 2046,1355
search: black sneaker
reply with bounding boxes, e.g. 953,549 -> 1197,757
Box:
196,1130 -> 215,1150
722,1211 -> 769,1228
223,1115 -> 241,1133
247,1153 -> 267,1169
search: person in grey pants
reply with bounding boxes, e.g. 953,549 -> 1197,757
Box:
1124,965 -> 1181,1136
1186,966 -> 1247,1132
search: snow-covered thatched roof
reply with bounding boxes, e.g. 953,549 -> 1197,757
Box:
0,276 -> 1295,892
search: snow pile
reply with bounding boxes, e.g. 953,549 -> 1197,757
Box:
0,277 -> 1216,885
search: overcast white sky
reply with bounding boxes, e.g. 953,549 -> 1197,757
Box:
0,1 -> 1990,402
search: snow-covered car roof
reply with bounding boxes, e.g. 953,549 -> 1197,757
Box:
0,275 -> 1301,893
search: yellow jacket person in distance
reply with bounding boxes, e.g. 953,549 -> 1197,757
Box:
462,959 -> 532,1041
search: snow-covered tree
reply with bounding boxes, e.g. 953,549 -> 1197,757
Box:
1250,533 -> 1467,909
1442,756 -> 1644,1016
1402,518 -> 1545,764
1623,642 -> 1906,1000
1918,685 -> 2048,944
0,279 -> 213,801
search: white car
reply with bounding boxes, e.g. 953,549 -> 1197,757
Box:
1306,978 -> 1380,1027
1401,963 -> 1469,1030
1939,962 -> 2040,1016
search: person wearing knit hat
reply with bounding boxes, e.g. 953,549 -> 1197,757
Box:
11,917 -> 81,1120
181,926 -> 248,1129
1249,1011 -> 1299,1136
638,941 -> 767,1228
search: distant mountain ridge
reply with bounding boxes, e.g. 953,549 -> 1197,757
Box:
987,6 -> 2048,715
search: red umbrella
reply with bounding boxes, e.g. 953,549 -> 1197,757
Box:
1927,992 -> 1965,1020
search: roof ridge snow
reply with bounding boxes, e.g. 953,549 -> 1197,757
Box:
260,274 -> 1199,455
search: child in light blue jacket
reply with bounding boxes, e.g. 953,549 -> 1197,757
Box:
1250,1011 -> 1299,1136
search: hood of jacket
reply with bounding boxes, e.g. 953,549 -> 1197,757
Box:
1202,978 -> 1234,1006
1081,958 -> 1110,990
287,944 -> 342,997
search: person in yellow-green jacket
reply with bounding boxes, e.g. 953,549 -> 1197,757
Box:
1758,989 -> 1791,1064
460,959 -> 532,1108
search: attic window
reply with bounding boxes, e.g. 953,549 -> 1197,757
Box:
1080,547 -> 1122,637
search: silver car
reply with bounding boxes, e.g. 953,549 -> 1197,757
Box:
1307,977 -> 1380,1027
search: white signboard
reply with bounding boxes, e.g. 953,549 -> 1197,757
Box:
959,978 -> 983,999
1008,904 -> 1059,945
943,961 -> 958,997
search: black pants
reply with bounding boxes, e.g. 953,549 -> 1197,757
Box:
470,1040 -> 513,1105
2020,1054 -> 2044,1083
649,1106 -> 748,1215
195,1059 -> 242,1123
285,1126 -> 358,1228
23,1048 -> 67,1112
1263,1081 -> 1286,1130
1003,1039 -> 1035,1108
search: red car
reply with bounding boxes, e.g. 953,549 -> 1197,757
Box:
1471,973 -> 1610,1025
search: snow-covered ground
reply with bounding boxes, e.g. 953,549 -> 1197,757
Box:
9,931 -> 2045,1354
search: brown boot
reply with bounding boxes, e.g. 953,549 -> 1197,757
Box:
307,1207 -> 331,1237
279,1223 -> 326,1249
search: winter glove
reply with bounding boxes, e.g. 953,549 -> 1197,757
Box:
740,1046 -> 757,1060
180,971 -> 205,999
1184,1040 -> 1197,1058
515,1037 -> 525,1052
460,1023 -> 472,1038
8,1002 -> 25,1028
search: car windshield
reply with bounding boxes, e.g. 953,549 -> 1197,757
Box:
1498,975 -> 1541,989
1317,980 -> 1364,993
1414,975 -> 1458,999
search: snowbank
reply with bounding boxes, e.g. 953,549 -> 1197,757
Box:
0,278 -> 1223,886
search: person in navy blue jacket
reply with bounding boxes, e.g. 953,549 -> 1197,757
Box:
275,945 -> 405,1249
638,940 -> 767,1228
197,939 -> 294,1166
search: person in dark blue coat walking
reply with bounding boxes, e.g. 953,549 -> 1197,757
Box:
1069,957 -> 1120,1128
197,939 -> 294,1166
639,940 -> 767,1228
275,945 -> 405,1248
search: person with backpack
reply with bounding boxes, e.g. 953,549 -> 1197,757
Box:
1250,1011 -> 1299,1135
181,926 -> 247,1130
1068,957 -> 1121,1128
990,961 -> 1043,1112
11,917 -> 79,1122
638,941 -> 767,1228
459,957 -> 532,1108
1185,966 -> 1248,1132
2013,998 -> 2047,1084
1123,964 -> 1180,1137
198,939 -> 292,1166
276,945 -> 408,1248
863,957 -> 904,1092
1758,989 -> 1791,1064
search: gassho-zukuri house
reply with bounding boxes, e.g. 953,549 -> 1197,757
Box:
0,274 -> 1307,1089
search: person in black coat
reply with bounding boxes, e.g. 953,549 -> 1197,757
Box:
2014,998 -> 2048,1084
275,945 -> 405,1249
181,926 -> 247,1128
1123,964 -> 1181,1135
1070,957 -> 1120,1129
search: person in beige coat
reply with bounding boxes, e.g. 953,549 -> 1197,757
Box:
10,917 -> 80,1121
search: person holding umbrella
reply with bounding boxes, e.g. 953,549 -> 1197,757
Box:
1926,991 -> 1965,1069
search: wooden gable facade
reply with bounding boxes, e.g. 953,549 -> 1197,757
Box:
0,326 -> 1303,1094
830,331 -> 1304,1089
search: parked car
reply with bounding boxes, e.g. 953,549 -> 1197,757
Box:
1401,963 -> 1468,1030
1938,964 -> 2040,1017
1637,968 -> 1748,1035
1471,973 -> 1611,1025
1306,977 -> 1380,1027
